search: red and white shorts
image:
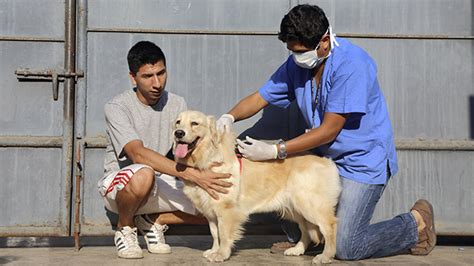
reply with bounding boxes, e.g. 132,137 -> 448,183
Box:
98,164 -> 196,215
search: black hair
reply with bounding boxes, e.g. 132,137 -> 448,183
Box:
278,4 -> 329,49
127,41 -> 166,74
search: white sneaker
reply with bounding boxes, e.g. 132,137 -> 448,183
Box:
134,214 -> 172,254
114,226 -> 143,259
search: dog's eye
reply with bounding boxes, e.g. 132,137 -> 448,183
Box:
191,121 -> 199,126
176,120 -> 181,125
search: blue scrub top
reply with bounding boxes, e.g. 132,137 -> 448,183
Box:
259,37 -> 398,184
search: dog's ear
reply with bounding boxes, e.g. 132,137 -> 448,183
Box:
207,115 -> 221,146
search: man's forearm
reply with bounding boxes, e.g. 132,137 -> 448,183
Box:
131,147 -> 195,182
285,112 -> 347,155
228,91 -> 268,122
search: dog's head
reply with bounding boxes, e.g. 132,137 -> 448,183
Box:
172,110 -> 220,162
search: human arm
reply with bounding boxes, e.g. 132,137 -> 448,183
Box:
227,91 -> 268,122
218,58 -> 294,131
123,140 -> 231,199
216,91 -> 268,132
283,112 -> 348,155
237,112 -> 347,161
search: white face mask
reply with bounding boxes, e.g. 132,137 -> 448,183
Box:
292,45 -> 328,69
292,26 -> 338,69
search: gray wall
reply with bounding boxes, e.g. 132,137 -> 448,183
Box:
1,0 -> 473,236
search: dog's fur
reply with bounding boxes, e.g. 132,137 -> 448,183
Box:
172,110 -> 341,264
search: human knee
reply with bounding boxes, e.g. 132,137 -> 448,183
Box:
126,167 -> 155,198
336,245 -> 364,260
336,234 -> 365,260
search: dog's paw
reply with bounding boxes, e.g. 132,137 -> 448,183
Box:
312,254 -> 332,264
284,245 -> 305,256
207,251 -> 230,262
203,249 -> 216,258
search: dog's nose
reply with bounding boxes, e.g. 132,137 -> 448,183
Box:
174,130 -> 185,139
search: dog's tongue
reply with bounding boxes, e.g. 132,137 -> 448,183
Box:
175,143 -> 189,158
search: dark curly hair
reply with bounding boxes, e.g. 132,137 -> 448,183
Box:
278,4 -> 329,50
127,41 -> 166,74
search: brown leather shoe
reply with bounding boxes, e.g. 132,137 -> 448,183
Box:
410,199 -> 436,255
270,241 -> 296,254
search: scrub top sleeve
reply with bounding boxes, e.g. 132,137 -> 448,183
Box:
326,59 -> 374,114
258,58 -> 294,109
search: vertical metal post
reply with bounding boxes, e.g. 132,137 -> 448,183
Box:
73,0 -> 88,250
74,0 -> 87,251
74,141 -> 82,250
76,0 -> 87,141
63,0 -> 76,236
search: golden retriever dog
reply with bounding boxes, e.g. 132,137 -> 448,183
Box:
172,110 -> 341,264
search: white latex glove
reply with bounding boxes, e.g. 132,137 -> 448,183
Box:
216,114 -> 235,133
236,136 -> 278,161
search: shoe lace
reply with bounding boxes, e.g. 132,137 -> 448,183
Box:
122,227 -> 139,248
151,224 -> 169,243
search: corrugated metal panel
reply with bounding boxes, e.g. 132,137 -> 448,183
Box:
82,149 -> 108,228
0,0 -> 70,236
0,0 -> 64,38
374,150 -> 474,235
88,0 -> 289,32
0,148 -> 66,236
313,0 -> 472,36
349,38 -> 473,139
0,42 -> 64,135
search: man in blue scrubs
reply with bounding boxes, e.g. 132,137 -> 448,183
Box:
216,4 -> 436,260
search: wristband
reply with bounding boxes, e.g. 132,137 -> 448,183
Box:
277,140 -> 287,159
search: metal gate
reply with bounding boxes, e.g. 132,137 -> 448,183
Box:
1,0 -> 473,240
0,0 -> 77,236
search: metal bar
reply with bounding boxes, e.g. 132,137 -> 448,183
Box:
0,35 -> 64,43
395,139 -> 474,151
83,136 -> 107,148
76,0 -> 88,141
73,0 -> 89,249
61,0 -> 77,237
1,136 -> 473,151
87,27 -> 474,40
338,33 -> 474,40
73,141 -> 82,251
52,72 -> 59,101
80,136 -> 474,151
16,76 -> 54,81
14,68 -> 85,102
0,136 -> 63,147
15,68 -> 84,78
87,27 -> 276,36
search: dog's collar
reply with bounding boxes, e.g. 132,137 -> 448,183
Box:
234,144 -> 242,157
234,144 -> 243,174
235,153 -> 243,174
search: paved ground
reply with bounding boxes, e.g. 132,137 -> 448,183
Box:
0,236 -> 473,265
